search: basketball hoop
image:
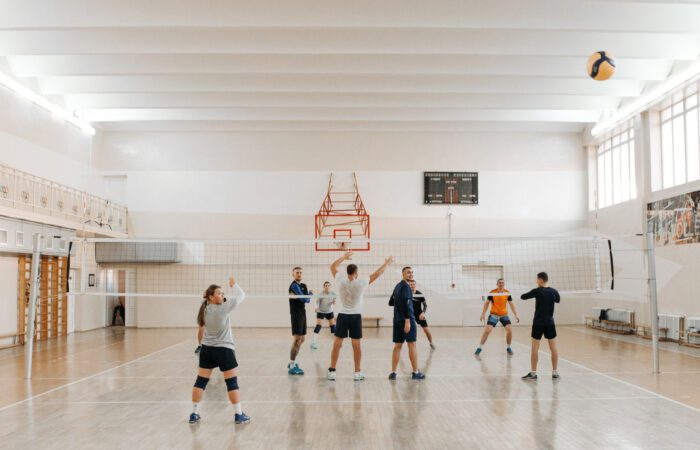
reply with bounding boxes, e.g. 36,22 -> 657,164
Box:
314,172 -> 370,252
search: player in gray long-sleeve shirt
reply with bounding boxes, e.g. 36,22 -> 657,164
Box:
189,276 -> 251,425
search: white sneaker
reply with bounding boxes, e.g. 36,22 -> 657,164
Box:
327,370 -> 336,381
353,372 -> 365,381
430,342 -> 436,350
310,341 -> 318,350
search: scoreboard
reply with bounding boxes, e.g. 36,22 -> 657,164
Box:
424,172 -> 478,205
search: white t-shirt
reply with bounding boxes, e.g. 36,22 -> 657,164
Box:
334,272 -> 370,315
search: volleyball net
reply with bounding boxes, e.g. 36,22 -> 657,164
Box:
67,236 -> 652,301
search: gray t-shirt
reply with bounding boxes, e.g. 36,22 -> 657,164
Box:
201,283 -> 245,350
316,292 -> 336,313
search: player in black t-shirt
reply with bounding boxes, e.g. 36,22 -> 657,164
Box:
409,280 -> 435,350
520,272 -> 561,381
288,266 -> 312,375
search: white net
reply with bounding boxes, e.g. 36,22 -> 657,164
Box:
70,237 -> 619,300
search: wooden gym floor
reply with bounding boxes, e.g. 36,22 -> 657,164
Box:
1,325 -> 699,449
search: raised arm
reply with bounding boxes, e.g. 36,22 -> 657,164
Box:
330,251 -> 353,277
369,256 -> 394,285
223,276 -> 246,313
520,288 -> 537,300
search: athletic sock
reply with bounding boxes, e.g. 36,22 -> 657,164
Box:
233,403 -> 243,415
289,360 -> 295,367
328,367 -> 336,372
192,403 -> 198,414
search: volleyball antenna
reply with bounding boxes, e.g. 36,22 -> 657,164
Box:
314,172 -> 370,251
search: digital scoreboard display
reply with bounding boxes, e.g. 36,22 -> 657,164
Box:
424,172 -> 478,205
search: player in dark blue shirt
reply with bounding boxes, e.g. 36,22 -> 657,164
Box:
388,266 -> 425,380
520,272 -> 561,381
287,266 -> 312,375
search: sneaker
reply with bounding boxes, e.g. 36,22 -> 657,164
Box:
353,372 -> 365,381
506,347 -> 513,356
234,413 -> 251,424
430,343 -> 436,350
194,345 -> 201,354
521,372 -> 538,381
552,371 -> 560,380
310,341 -> 318,350
411,371 -> 426,380
189,413 -> 201,424
288,363 -> 305,375
388,372 -> 397,381
474,348 -> 482,356
327,370 -> 336,381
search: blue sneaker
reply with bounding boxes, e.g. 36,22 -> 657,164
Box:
506,347 -> 514,356
235,412 -> 251,424
388,372 -> 397,381
411,371 -> 426,380
288,363 -> 305,375
474,348 -> 482,356
189,413 -> 200,424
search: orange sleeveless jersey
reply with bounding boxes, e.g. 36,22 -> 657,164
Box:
488,289 -> 512,316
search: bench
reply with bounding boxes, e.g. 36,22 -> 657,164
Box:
585,316 -> 635,335
635,325 -> 671,341
362,317 -> 383,328
683,332 -> 700,349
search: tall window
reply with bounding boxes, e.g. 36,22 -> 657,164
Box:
595,123 -> 636,209
652,80 -> 700,191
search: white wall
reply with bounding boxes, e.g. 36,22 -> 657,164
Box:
0,88 -> 102,196
93,129 -> 592,327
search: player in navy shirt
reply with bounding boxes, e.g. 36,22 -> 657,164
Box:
388,266 -> 425,380
287,266 -> 312,375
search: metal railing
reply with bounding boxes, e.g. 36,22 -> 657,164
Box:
0,163 -> 128,234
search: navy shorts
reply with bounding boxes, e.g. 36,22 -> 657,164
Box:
487,314 -> 512,327
290,311 -> 307,336
531,323 -> 557,340
316,312 -> 334,320
335,313 -> 362,339
199,345 -> 238,372
393,319 -> 417,343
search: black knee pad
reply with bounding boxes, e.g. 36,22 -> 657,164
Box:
225,376 -> 239,391
194,375 -> 209,390
330,325 -> 336,333
314,324 -> 322,333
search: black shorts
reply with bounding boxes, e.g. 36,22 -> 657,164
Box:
316,312 -> 334,320
531,323 -> 557,340
199,345 -> 238,372
290,311 -> 307,336
416,318 -> 428,328
393,319 -> 417,343
335,313 -> 362,339
487,314 -> 512,327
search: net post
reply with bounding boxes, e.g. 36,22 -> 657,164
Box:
24,233 -> 43,380
593,238 -> 602,293
645,230 -> 660,374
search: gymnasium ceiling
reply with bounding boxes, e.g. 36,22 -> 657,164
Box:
2,0 -> 700,134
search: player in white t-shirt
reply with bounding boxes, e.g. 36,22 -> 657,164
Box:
326,251 -> 393,381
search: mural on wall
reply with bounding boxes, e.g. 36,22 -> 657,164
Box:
647,190 -> 700,246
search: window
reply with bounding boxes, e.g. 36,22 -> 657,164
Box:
652,80 -> 700,191
595,123 -> 636,209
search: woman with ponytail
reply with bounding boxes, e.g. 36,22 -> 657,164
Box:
189,275 -> 250,425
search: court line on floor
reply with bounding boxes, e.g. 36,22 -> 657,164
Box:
29,395 -> 659,405
510,341 -> 700,414
0,340 -> 189,413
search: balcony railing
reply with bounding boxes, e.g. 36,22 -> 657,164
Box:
0,163 -> 128,235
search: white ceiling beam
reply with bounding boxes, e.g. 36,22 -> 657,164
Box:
96,120 -> 586,133
7,54 -> 673,80
39,74 -> 645,96
63,92 -> 622,110
1,0 -> 698,33
80,107 -> 601,123
0,29 -> 697,59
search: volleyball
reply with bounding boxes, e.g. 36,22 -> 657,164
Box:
587,51 -> 616,81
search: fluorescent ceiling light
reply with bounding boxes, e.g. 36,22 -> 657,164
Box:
591,58 -> 700,138
0,71 -> 95,135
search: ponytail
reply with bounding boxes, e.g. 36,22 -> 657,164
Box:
198,284 -> 221,327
